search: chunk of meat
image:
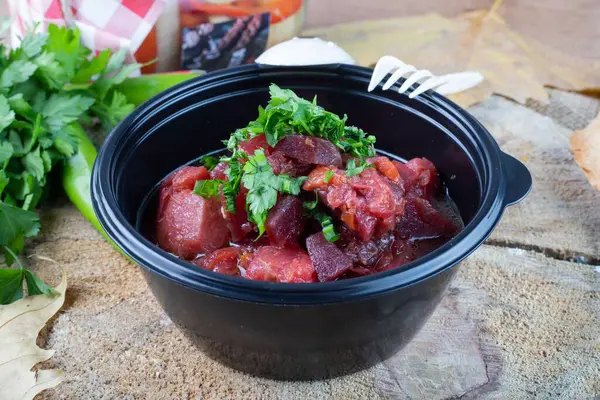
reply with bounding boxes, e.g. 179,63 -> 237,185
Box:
266,195 -> 305,247
239,134 -> 272,156
156,190 -> 230,259
342,231 -> 394,267
220,186 -> 253,243
245,246 -> 317,283
393,158 -> 440,199
267,151 -> 313,177
303,163 -> 404,241
159,166 -> 210,217
170,166 -> 210,191
275,135 -> 342,168
306,233 -> 353,282
194,247 -> 242,276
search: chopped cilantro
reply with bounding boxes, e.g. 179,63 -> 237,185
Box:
241,149 -> 306,236
345,158 -> 372,177
192,179 -> 223,199
324,169 -> 335,183
200,155 -> 219,171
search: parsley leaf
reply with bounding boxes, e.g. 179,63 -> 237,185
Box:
21,146 -> 45,181
41,94 -> 95,132
0,170 -> 8,196
0,60 -> 37,89
0,267 -> 24,304
91,90 -> 134,130
345,158 -> 372,177
20,31 -> 49,58
44,24 -> 86,80
71,48 -> 111,84
222,154 -> 244,213
200,155 -> 219,171
324,169 -> 334,183
0,202 -> 40,247
242,149 -> 306,236
193,179 -> 223,199
24,269 -> 58,296
0,94 -> 16,132
0,141 -> 13,165
33,51 -> 68,90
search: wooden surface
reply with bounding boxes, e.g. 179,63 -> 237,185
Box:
305,0 -> 600,59
29,90 -> 600,399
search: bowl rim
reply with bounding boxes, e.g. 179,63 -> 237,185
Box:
92,63 -> 508,305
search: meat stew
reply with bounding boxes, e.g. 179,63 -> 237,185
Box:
151,85 -> 464,283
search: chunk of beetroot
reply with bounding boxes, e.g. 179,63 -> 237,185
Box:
274,135 -> 342,167
194,247 -> 242,276
395,197 -> 459,240
245,246 -> 317,283
306,233 -> 353,282
156,190 -> 230,259
267,151 -> 312,177
266,195 -> 305,247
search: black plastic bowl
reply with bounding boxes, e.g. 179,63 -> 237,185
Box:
91,64 -> 531,379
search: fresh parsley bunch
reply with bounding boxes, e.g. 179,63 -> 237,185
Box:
0,22 -> 140,302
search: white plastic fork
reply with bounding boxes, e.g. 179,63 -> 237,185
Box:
368,56 -> 484,98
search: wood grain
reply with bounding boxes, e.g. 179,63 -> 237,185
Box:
470,95 -> 600,261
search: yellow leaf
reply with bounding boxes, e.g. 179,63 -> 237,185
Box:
571,112 -> 600,191
304,1 -> 600,108
0,272 -> 67,400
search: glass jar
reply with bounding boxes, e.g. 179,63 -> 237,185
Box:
136,0 -> 306,73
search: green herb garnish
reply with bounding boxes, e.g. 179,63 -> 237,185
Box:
192,179 -> 223,199
345,158 -> 372,177
200,155 -> 219,171
303,192 -> 340,243
241,149 -> 305,236
237,84 -> 376,159
324,169 -> 335,183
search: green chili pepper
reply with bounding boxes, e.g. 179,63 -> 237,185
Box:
62,123 -> 130,259
115,71 -> 204,107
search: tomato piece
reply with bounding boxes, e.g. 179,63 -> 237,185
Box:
239,134 -> 272,156
195,247 -> 242,277
245,246 -> 317,283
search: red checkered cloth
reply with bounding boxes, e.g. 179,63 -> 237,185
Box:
7,0 -> 167,66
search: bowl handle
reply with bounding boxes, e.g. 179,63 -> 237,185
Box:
502,152 -> 532,207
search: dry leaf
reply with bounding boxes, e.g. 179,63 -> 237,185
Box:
0,272 -> 67,400
303,0 -> 600,108
571,112 -> 600,191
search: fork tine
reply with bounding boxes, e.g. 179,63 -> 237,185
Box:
398,70 -> 434,94
368,56 -> 404,92
408,76 -> 450,98
381,64 -> 418,90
